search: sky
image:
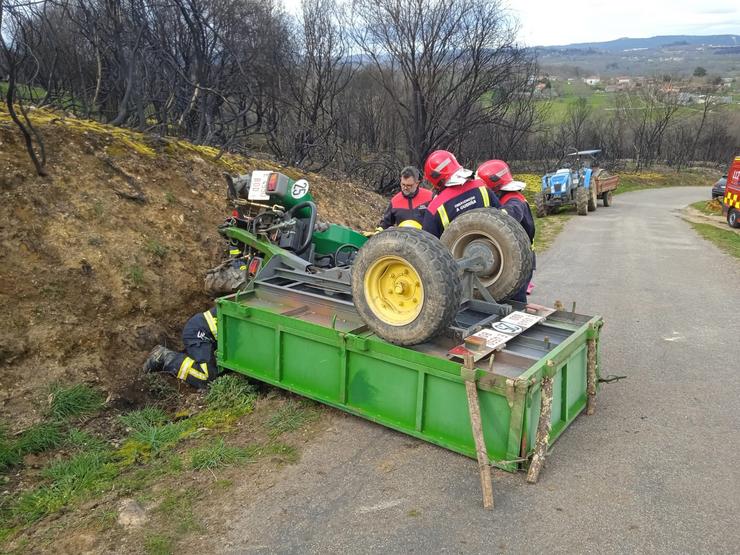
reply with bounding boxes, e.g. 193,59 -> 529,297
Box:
506,0 -> 740,46
282,0 -> 740,47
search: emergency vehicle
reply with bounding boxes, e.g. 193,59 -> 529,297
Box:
722,155 -> 740,228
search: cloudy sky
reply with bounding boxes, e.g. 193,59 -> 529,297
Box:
508,0 -> 740,46
282,0 -> 740,46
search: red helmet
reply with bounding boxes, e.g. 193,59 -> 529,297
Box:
476,159 -> 512,193
424,150 -> 463,189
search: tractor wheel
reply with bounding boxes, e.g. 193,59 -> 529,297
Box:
352,228 -> 462,346
587,185 -> 598,212
534,192 -> 549,217
728,208 -> 740,229
576,187 -> 588,216
440,208 -> 533,302
602,191 -> 613,207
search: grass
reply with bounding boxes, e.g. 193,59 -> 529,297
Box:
15,422 -> 64,455
127,265 -> 145,286
13,451 -> 117,524
64,429 -> 108,452
145,239 -> 168,258
690,199 -> 723,216
48,384 -> 105,420
689,222 -> 740,259
1,376 -> 307,551
144,533 -> 174,555
119,407 -> 168,431
127,421 -> 189,458
189,438 -> 251,470
205,374 -> 257,412
266,399 -> 320,438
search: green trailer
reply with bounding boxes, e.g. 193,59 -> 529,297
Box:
216,288 -> 602,473
213,170 -> 604,476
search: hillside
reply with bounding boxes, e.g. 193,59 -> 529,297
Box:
540,34 -> 740,51
0,106 -> 386,428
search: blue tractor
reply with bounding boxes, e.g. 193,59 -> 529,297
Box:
535,149 -> 603,217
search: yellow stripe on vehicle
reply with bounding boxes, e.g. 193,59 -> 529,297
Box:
479,186 -> 490,207
203,310 -> 217,338
438,205 -> 450,228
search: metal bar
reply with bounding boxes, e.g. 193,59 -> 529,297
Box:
272,268 -> 352,294
415,372 -> 425,431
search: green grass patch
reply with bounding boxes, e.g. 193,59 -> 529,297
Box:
64,429 -> 108,452
144,533 -> 174,555
189,438 -> 251,471
145,239 -> 168,258
48,384 -> 105,420
118,421 -> 190,463
690,199 -> 723,215
15,422 -> 64,455
13,451 -> 117,524
689,222 -> 740,259
266,400 -> 320,438
205,374 -> 257,413
119,407 -> 169,431
127,265 -> 145,286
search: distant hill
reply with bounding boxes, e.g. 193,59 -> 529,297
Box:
539,34 -> 740,52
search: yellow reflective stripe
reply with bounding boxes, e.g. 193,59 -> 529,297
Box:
229,249 -> 240,255
438,205 -> 450,228
479,186 -> 490,207
177,357 -> 209,381
398,219 -> 422,229
178,357 -> 194,380
203,310 -> 217,339
189,362 -> 209,381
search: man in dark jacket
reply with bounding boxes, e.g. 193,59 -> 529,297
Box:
143,307 -> 219,389
421,150 -> 501,238
378,166 -> 433,230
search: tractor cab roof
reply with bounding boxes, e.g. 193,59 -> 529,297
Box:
566,149 -> 602,157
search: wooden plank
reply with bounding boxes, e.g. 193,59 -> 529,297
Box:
464,354 -> 494,509
526,375 -> 553,484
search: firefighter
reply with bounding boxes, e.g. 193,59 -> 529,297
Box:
421,150 -> 501,238
377,166 -> 433,230
476,159 -> 535,302
143,307 -> 219,389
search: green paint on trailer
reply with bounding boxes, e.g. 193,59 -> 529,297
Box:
215,294 -> 603,472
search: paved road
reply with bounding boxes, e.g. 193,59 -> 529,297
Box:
216,187 -> 740,554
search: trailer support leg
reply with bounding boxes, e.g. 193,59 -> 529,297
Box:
526,375 -> 553,484
463,355 -> 494,510
586,337 -> 597,416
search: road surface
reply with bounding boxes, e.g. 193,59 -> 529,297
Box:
213,187 -> 740,554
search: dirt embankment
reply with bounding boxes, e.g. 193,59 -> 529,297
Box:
0,107 -> 387,428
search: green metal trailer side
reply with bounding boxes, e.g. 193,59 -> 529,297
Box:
217,291 -> 602,472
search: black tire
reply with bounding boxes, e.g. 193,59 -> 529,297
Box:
534,192 -> 548,217
602,191 -> 613,207
352,228 -> 462,346
587,184 -> 598,212
728,208 -> 740,229
440,208 -> 533,302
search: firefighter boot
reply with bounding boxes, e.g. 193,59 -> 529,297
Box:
143,345 -> 180,374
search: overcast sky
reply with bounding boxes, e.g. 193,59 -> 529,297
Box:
282,0 -> 740,46
508,0 -> 740,45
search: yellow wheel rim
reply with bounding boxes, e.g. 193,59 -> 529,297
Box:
363,256 -> 424,326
